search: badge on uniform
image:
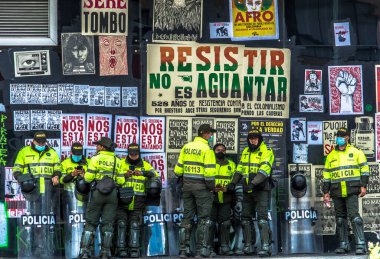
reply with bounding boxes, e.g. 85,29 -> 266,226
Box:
349,153 -> 353,157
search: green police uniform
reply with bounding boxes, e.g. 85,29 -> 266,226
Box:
323,144 -> 369,254
175,136 -> 216,257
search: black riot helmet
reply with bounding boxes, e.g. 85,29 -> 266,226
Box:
18,173 -> 39,201
290,171 -> 307,198
75,176 -> 91,202
145,178 -> 162,198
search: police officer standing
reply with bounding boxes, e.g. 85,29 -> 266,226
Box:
61,142 -> 90,258
115,143 -> 159,258
228,129 -> 274,257
323,127 -> 368,255
209,143 -> 236,256
13,131 -> 61,257
175,124 -> 217,258
78,137 -> 125,259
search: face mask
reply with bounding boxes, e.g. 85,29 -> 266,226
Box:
215,152 -> 226,160
336,137 -> 346,146
72,155 -> 82,163
35,145 -> 46,152
208,135 -> 214,143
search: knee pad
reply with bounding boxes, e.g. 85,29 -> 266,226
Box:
352,217 -> 363,226
131,221 -> 140,230
117,220 -> 126,228
336,217 -> 347,227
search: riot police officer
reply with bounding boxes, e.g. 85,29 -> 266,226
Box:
78,137 -> 125,259
115,143 -> 159,258
228,129 -> 274,257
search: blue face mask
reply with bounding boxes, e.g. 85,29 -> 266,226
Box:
72,155 -> 82,163
336,137 -> 346,146
35,145 -> 46,152
208,135 -> 214,143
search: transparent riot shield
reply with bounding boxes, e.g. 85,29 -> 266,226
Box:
18,178 -> 62,258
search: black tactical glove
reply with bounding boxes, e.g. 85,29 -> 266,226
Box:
226,182 -> 235,192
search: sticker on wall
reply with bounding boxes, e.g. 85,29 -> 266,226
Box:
122,87 -> 138,108
304,69 -> 322,94
323,120 -> 347,156
99,36 -> 128,76
290,118 -> 306,142
209,22 -> 231,39
307,121 -> 322,145
105,86 -> 121,107
13,50 -> 50,77
333,21 -> 351,47
328,65 -> 363,115
89,86 -> 105,107
293,143 -> 308,163
299,95 -> 323,113
350,116 -> 374,159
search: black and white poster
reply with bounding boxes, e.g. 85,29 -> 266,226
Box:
315,199 -> 335,235
58,84 -> 75,104
361,195 -> 380,232
61,33 -> 95,75
166,117 -> 192,153
13,50 -> 50,77
10,84 -> 27,104
311,165 -> 324,198
105,87 -> 121,107
14,110 -> 30,131
122,87 -> 138,107
30,110 -> 47,130
26,84 -> 42,104
41,84 -> 58,105
367,162 -> 380,194
299,95 -> 324,113
46,110 -> 62,131
215,118 -> 238,154
293,143 -> 308,164
89,86 -> 105,107
74,85 -> 90,105
167,152 -> 180,179
291,117 -> 307,141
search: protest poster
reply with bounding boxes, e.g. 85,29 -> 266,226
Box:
140,117 -> 165,153
147,44 -> 243,116
30,110 -> 47,131
114,115 -> 139,151
167,153 -> 180,179
361,195 -> 380,232
209,22 -> 231,39
299,95 -> 323,113
328,65 -> 363,115
26,84 -> 42,104
230,0 -> 279,40
314,199 -> 335,235
376,113 -> 380,162
166,117 -> 192,153
41,84 -> 58,105
105,86 -> 121,107
46,110 -> 62,131
58,84 -> 75,104
311,165 -> 324,198
74,85 -> 90,105
293,143 -> 308,164
89,86 -> 105,106
367,162 -> 380,194
82,0 -> 128,35
376,65 -> 380,112
86,114 -> 113,148
323,120 -> 347,156
304,69 -> 322,94
141,152 -> 168,187
13,110 -> 30,131
61,33 -> 95,75
13,50 -> 50,77
307,121 -> 323,145
61,113 -> 86,150
350,116 -> 375,159
122,87 -> 138,107
4,167 -> 26,218
152,0 -> 202,42
290,118 -> 306,142
99,36 -> 128,76
240,119 -> 286,179
10,84 -> 27,104
215,118 -> 238,154
333,21 -> 351,47
241,47 -> 291,118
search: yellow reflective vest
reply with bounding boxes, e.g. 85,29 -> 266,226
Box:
85,151 -> 125,185
174,137 -> 216,190
60,157 -> 90,191
323,144 -> 369,198
214,159 -> 236,203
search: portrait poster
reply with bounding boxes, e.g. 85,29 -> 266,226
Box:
323,120 -> 347,156
215,118 -> 238,154
376,113 -> 380,162
81,0 -> 128,36
152,0 -> 203,42
141,153 -> 168,188
26,84 -> 42,104
311,165 -> 324,198
209,22 -> 231,39
241,47 -> 291,118
122,87 -> 138,107
333,21 -> 351,47
114,115 -> 139,152
307,121 -> 323,145
376,65 -> 380,112
41,84 -> 58,105
30,110 -> 46,131
61,113 -> 86,150
192,117 -> 215,147
230,0 -> 279,40
166,152 -> 180,179
61,33 -> 95,75
314,199 -> 335,235
105,86 -> 121,107
13,110 -> 30,131
299,95 -> 323,113
13,50 -> 50,77
328,65 -> 363,115
99,36 -> 128,76
86,114 -> 112,148
293,143 -> 308,164
58,83 -> 75,104
350,116 -> 374,159
240,119 -> 286,179
290,117 -> 306,142
73,85 -> 90,105
46,110 -> 62,131
304,69 -> 322,94
367,162 -> 380,194
361,195 -> 380,232
166,117 -> 192,153
4,167 -> 26,218
89,86 -> 105,107
147,43 -> 243,116
10,84 -> 27,104
140,116 -> 165,153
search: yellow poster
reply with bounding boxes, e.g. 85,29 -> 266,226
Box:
230,0 -> 278,40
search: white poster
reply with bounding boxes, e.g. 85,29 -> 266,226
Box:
307,121 -> 323,145
290,118 -> 306,142
333,21 -> 351,47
